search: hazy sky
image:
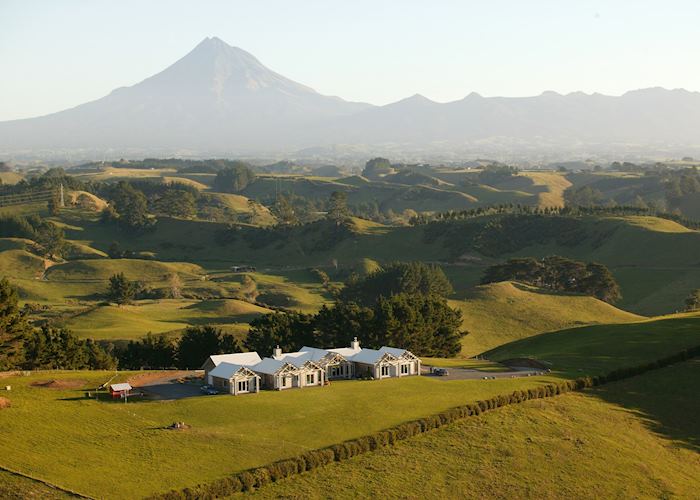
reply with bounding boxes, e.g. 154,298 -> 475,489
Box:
1,0 -> 699,121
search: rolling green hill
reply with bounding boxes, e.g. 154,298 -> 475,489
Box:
486,312 -> 700,376
250,359 -> 700,499
450,281 -> 643,356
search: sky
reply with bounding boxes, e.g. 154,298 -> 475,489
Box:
1,0 -> 699,121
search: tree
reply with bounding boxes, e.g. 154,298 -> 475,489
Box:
22,326 -> 116,370
213,163 -> 256,193
167,273 -> 183,299
0,278 -> 33,369
107,273 -> 140,305
372,293 -> 464,357
33,220 -> 65,258
326,191 -> 350,224
155,189 -> 196,218
685,289 -> 700,311
481,256 -> 622,303
119,333 -> 176,369
107,181 -> 154,231
272,193 -> 298,226
246,312 -> 316,355
362,158 -> 394,179
340,262 -> 454,306
177,326 -> 243,369
48,189 -> 61,216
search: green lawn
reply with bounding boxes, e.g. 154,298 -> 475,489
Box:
0,371 -> 558,499
250,359 -> 700,499
486,313 -> 700,376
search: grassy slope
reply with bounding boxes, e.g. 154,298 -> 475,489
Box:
251,359 -> 700,500
0,469 -> 73,500
0,371 -> 559,499
60,299 -> 270,341
450,281 -> 642,356
505,215 -> 700,315
486,313 -> 700,376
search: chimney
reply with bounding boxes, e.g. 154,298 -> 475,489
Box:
351,337 -> 360,350
273,345 -> 282,358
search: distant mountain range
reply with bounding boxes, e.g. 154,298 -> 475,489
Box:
2,37 -> 700,158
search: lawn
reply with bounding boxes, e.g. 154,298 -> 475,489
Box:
250,359 -> 700,499
0,371 -> 558,498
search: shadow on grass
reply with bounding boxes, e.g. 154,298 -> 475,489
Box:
589,358 -> 700,452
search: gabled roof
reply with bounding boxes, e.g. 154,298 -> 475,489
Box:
209,362 -> 260,380
299,346 -> 340,362
110,383 -> 132,392
251,358 -> 297,375
328,347 -> 362,358
351,349 -> 397,365
203,352 -> 262,369
378,346 -> 418,360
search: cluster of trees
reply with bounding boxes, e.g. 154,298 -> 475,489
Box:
0,279 -> 116,370
685,289 -> 700,312
212,163 -> 256,193
247,262 -> 465,357
118,326 -> 243,369
481,256 -> 621,303
0,214 -> 66,258
477,164 -> 519,185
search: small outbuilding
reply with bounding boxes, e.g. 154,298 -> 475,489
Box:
109,383 -> 132,399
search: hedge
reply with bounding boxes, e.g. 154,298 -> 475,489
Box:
149,345 -> 700,499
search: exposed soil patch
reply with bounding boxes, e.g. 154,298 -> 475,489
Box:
0,397 -> 11,409
128,371 -> 193,388
30,379 -> 87,390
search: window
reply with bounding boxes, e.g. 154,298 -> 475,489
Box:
237,380 -> 249,392
381,365 -> 390,377
306,373 -> 315,384
401,364 -> 410,375
330,366 -> 339,377
281,376 -> 287,387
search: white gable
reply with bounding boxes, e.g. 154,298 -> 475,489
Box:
206,352 -> 261,369
209,362 -> 259,380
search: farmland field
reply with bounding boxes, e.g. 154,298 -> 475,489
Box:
251,359 -> 700,499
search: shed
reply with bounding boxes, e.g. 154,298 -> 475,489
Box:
109,383 -> 132,399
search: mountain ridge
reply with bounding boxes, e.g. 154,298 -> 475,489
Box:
1,37 -> 699,156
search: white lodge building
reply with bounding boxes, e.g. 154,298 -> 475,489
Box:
208,363 -> 261,395
201,338 -> 420,396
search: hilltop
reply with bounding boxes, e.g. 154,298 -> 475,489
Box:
1,38 -> 700,156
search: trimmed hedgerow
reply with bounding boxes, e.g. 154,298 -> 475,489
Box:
149,345 -> 700,499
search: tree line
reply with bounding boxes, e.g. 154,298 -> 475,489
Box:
481,256 -> 622,303
246,262 -> 466,357
0,278 -> 116,370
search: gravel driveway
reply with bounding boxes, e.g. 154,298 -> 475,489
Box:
423,366 -> 545,381
138,371 -> 204,400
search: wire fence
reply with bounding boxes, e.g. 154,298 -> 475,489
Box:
0,189 -> 54,208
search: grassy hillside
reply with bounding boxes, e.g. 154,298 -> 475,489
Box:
450,281 -> 643,356
60,299 -> 270,341
0,371 -> 558,499
486,313 -> 700,376
251,359 -> 700,499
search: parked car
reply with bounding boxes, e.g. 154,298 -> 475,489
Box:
432,368 -> 449,376
200,385 -> 218,395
